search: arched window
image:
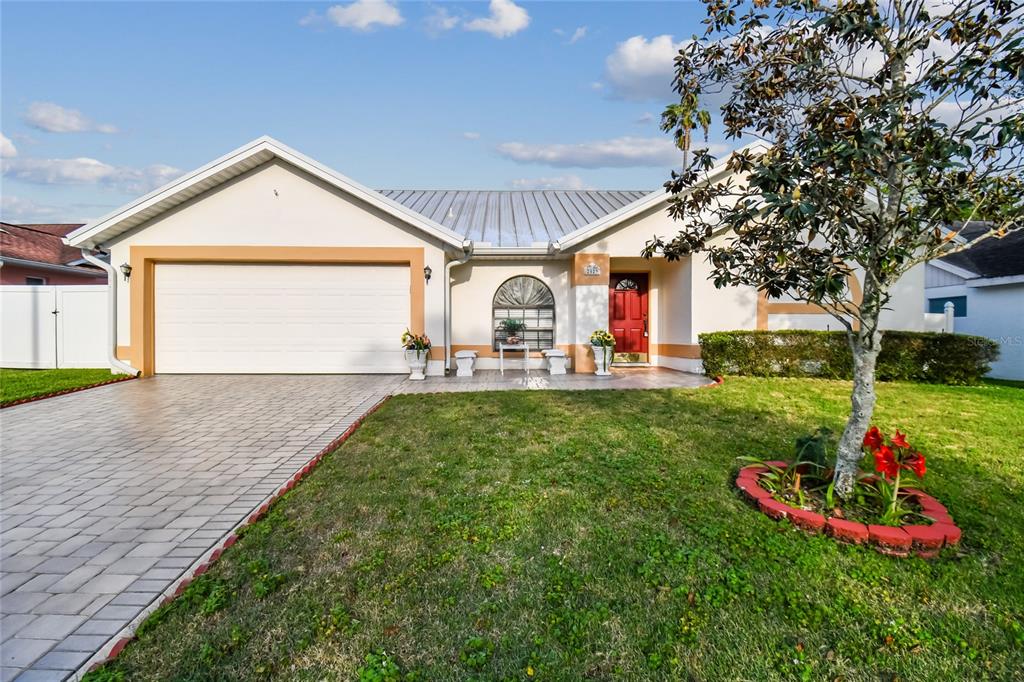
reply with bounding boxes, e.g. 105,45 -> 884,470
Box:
614,278 -> 639,291
492,276 -> 555,350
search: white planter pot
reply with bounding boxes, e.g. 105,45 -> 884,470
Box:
592,344 -> 613,376
405,349 -> 429,380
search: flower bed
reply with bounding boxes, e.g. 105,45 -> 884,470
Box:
736,463 -> 961,558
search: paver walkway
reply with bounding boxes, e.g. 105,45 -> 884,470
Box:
0,374 -> 402,681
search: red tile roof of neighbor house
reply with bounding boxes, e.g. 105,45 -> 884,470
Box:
0,221 -> 97,268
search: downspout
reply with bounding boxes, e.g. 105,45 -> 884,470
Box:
80,248 -> 139,376
444,243 -> 474,373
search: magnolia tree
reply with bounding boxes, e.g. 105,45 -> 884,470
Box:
645,0 -> 1023,496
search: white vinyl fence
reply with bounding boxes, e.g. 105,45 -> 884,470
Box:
1,285 -> 108,369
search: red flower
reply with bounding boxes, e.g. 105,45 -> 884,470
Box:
906,452 -> 927,478
891,430 -> 910,449
873,445 -> 899,479
863,426 -> 884,451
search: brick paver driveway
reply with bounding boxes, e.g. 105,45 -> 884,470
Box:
0,374 -> 403,681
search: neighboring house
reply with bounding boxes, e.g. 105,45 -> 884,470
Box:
926,223 -> 1024,380
64,136 -> 927,377
0,222 -> 107,285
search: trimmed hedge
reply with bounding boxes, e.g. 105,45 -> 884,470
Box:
699,330 -> 999,385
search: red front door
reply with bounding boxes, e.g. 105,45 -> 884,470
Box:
609,273 -> 648,356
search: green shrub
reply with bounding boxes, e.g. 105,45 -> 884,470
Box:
699,330 -> 998,385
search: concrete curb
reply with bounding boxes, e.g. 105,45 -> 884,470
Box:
72,395 -> 391,680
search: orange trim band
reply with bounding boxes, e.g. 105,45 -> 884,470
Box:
129,245 -> 425,376
653,343 -> 701,359
574,344 -> 596,373
756,274 -> 863,330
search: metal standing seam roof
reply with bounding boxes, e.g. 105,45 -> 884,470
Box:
379,190 -> 649,248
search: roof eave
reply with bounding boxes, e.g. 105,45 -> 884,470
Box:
65,136 -> 469,250
928,258 -> 979,280
966,273 -> 1024,287
470,245 -> 557,257
553,141 -> 768,251
0,255 -> 106,275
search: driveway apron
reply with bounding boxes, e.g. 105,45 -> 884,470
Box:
0,374 -> 403,681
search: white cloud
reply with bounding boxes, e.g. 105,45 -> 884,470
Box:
2,156 -> 182,194
568,26 -> 587,44
604,35 -> 685,101
23,101 -> 119,134
510,175 -> 592,190
0,133 -> 17,158
496,136 -> 684,168
0,194 -> 63,222
465,0 -> 530,39
634,112 -> 656,125
308,1 -> 404,31
298,10 -> 326,28
462,131 -> 481,140
425,5 -> 460,35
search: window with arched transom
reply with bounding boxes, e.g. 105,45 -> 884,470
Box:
492,276 -> 555,350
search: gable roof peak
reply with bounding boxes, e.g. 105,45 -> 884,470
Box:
65,136 -> 470,251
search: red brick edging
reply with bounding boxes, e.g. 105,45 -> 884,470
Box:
79,395 -> 391,678
0,374 -> 138,409
736,463 -> 961,558
701,375 -> 725,389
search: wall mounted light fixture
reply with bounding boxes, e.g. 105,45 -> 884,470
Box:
119,263 -> 132,282
424,265 -> 432,283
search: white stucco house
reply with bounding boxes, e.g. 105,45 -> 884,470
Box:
64,136 -> 929,378
926,224 -> 1024,380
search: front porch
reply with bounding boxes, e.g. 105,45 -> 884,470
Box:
396,366 -> 712,394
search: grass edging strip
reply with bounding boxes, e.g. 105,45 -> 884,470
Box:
74,395 -> 392,681
0,374 -> 138,409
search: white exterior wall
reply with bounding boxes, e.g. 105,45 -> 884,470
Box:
450,259 -> 572,369
926,281 -> 1024,380
766,263 -> 927,332
688,232 -> 759,338
879,262 -> 926,331
107,160 -> 449,374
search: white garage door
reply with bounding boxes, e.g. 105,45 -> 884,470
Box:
155,263 -> 410,373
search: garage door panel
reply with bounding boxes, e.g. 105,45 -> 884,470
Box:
155,263 -> 411,374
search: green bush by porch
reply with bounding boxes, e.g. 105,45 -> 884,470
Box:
699,330 -> 999,384
87,378 -> 1023,681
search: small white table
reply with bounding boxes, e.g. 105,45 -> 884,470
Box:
498,343 -> 530,376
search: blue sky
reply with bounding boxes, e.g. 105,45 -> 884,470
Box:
1,1 -> 721,223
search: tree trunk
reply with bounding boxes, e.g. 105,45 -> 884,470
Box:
833,324 -> 882,498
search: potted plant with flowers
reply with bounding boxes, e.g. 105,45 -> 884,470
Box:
401,329 -> 431,381
590,329 -> 615,376
500,318 -> 527,345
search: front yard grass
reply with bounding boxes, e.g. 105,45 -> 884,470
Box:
90,378 -> 1023,681
0,368 -> 126,406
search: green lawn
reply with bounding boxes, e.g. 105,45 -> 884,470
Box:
88,378 -> 1023,681
0,368 -> 127,406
